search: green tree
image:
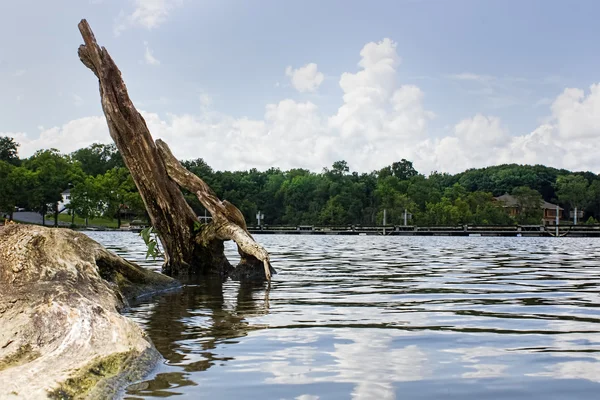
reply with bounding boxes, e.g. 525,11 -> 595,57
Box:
443,183 -> 467,202
428,171 -> 458,190
511,186 -> 543,224
0,161 -> 18,218
0,136 -> 20,166
391,159 -> 418,180
466,192 -> 512,225
407,175 -> 442,211
71,143 -> 123,177
457,164 -> 563,200
327,160 -> 350,176
587,180 -> 600,220
375,175 -> 416,224
279,172 -> 326,224
68,177 -> 103,226
378,159 -> 418,181
24,149 -> 83,226
258,168 -> 286,224
319,196 -> 348,225
421,198 -> 461,225
94,167 -> 143,227
555,175 -> 590,221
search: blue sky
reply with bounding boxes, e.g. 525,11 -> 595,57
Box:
1,0 -> 600,173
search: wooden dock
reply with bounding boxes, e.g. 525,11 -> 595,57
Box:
247,224 -> 600,237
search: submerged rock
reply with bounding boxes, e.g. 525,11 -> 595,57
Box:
0,224 -> 179,399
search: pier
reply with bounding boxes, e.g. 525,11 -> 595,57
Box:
247,224 -> 600,237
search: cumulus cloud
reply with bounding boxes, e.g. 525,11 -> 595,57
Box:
139,100 -> 332,171
426,115 -> 509,173
11,38 -> 600,174
285,63 -> 324,93
551,84 -> 600,140
115,0 -> 181,35
143,42 -> 160,65
14,117 -> 111,157
423,83 -> 600,173
328,38 -> 434,169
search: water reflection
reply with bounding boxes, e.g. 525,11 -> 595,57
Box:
86,232 -> 600,399
123,278 -> 270,397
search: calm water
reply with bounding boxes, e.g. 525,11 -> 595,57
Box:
87,232 -> 600,400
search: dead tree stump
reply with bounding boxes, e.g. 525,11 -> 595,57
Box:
77,19 -> 274,280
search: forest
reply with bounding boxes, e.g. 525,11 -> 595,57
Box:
1,135 -> 599,227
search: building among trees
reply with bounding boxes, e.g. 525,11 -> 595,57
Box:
494,193 -> 563,225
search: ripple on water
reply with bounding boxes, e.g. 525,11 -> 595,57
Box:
86,232 -> 600,400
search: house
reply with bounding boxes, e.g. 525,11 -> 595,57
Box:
57,189 -> 71,213
494,193 -> 563,225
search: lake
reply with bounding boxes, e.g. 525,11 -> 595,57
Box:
87,232 -> 600,400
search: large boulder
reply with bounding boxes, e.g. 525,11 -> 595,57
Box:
0,224 -> 178,399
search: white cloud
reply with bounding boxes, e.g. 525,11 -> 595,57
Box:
139,100 -> 331,171
115,0 -> 181,35
423,84 -> 600,173
16,116 -> 111,157
143,42 -> 160,65
424,114 -> 509,173
13,69 -> 26,77
285,63 -> 324,93
328,38 -> 434,170
551,84 -> 600,140
11,37 -> 600,175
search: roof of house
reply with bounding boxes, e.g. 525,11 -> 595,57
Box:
494,193 -> 563,210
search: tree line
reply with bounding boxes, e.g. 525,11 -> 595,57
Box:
1,136 -> 599,227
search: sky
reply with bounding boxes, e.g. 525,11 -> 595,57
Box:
1,0 -> 600,174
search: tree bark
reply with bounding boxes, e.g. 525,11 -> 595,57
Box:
156,140 -> 274,280
77,19 -> 274,280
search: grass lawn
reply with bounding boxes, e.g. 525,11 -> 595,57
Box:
45,214 -> 120,228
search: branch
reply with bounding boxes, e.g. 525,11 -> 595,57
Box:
156,139 -> 272,280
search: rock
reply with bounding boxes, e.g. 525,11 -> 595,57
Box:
230,262 -> 277,281
0,224 -> 179,399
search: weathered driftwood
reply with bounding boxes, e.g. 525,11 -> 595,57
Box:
156,140 -> 274,280
77,19 -> 274,279
0,224 -> 179,399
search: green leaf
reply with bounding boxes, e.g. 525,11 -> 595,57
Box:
193,220 -> 205,233
140,226 -> 151,244
146,240 -> 157,260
